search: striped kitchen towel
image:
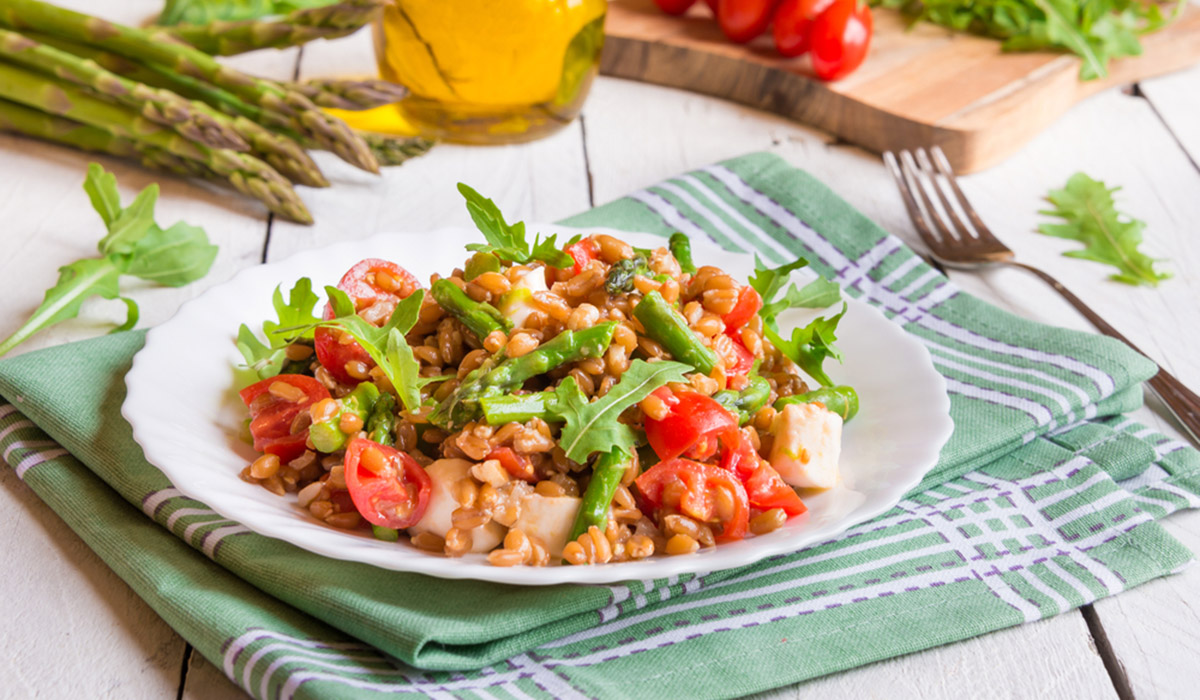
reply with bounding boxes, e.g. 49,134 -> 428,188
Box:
1,152 -> 1197,700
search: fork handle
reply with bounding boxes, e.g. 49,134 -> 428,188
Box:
1010,261 -> 1200,446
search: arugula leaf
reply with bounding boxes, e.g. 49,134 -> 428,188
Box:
750,255 -> 843,324
555,359 -> 692,463
0,164 -> 216,358
457,183 -> 575,268
765,303 -> 847,388
263,277 -> 321,342
1037,172 -> 1169,286
236,323 -> 286,380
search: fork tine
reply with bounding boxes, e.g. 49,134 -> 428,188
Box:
883,151 -> 940,250
898,149 -> 958,244
915,147 -> 975,242
929,146 -> 995,239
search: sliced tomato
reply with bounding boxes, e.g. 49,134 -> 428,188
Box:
654,0 -> 698,14
726,332 -> 757,378
488,446 -> 537,483
719,429 -> 807,516
722,286 -> 762,331
565,237 -> 600,275
636,459 -> 749,541
644,388 -> 740,462
344,437 -> 432,529
314,258 -> 422,385
239,375 -> 330,463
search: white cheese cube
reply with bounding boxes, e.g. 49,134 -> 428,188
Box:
497,267 -> 549,327
768,402 -> 843,489
512,494 -> 582,557
408,458 -> 504,552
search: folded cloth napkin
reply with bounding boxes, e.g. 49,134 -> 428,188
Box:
2,152 -> 1198,700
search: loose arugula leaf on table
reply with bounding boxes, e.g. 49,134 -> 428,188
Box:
235,277 -> 322,380
765,303 -> 848,389
556,359 -> 692,464
0,163 -> 217,358
1037,172 -> 1170,286
457,183 -> 576,268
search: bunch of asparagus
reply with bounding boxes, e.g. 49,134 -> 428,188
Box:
0,0 -> 430,224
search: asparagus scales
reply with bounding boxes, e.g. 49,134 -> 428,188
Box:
162,0 -> 387,56
0,0 -> 379,173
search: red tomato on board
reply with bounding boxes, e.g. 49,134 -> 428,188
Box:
719,429 -> 807,516
636,459 -> 750,541
809,0 -> 873,81
653,0 -> 698,14
314,258 -> 422,385
239,375 -> 330,463
644,388 -> 740,462
722,286 -> 762,331
771,0 -> 834,56
717,0 -> 779,43
343,437 -> 432,529
565,237 -> 600,276
488,446 -> 538,483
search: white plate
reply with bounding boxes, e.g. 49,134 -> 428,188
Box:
124,226 -> 952,585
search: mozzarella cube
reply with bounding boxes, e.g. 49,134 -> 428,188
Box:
497,267 -> 549,327
408,458 -> 504,552
768,402 -> 843,489
512,494 -> 582,558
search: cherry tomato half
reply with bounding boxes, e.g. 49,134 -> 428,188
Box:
488,446 -> 537,483
726,333 -> 757,377
809,0 -> 872,81
719,428 -> 807,516
636,459 -> 749,541
314,258 -> 422,385
654,0 -> 698,14
717,0 -> 779,43
722,286 -> 762,331
565,237 -> 600,276
239,375 -> 331,463
344,437 -> 432,529
644,388 -> 740,462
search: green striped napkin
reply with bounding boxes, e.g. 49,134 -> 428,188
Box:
2,152 -> 1197,700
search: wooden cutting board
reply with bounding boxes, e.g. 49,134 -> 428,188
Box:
600,0 -> 1200,172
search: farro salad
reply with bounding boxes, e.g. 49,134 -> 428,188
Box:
233,184 -> 858,567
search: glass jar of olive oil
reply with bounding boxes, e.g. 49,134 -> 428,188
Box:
359,0 -> 606,144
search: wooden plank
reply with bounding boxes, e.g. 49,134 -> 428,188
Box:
1140,63 -> 1200,167
601,0 -> 1200,173
579,75 -> 1121,697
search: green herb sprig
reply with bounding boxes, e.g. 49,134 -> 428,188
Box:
457,183 -> 576,268
0,163 -> 217,358
750,256 -> 849,389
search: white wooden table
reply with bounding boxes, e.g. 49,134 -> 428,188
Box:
2,2 -> 1198,698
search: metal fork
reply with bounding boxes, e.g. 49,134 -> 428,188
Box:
884,146 -> 1200,446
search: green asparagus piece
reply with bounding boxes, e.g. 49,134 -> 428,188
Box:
159,0 -> 335,25
605,254 -> 651,295
0,28 -> 247,151
356,132 -> 433,167
366,392 -> 396,446
463,252 -> 501,281
633,291 -> 718,375
0,64 -> 312,222
309,381 -> 380,453
0,0 -> 379,173
566,447 -> 632,546
774,385 -> 859,422
430,279 -> 511,340
713,374 -> 771,425
23,32 -> 330,188
371,524 -> 400,542
430,321 -> 618,430
162,1 -> 385,56
295,76 -> 408,110
669,232 -> 697,275
480,391 -> 561,425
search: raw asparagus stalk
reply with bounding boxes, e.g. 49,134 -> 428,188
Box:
567,447 -> 632,545
163,0 -> 385,56
294,76 -> 408,110
633,291 -> 719,375
0,64 -> 310,222
159,0 -> 335,26
0,0 -> 379,173
359,132 -> 433,167
0,28 -> 247,151
430,322 -> 619,430
31,35 -> 329,187
430,279 -> 511,340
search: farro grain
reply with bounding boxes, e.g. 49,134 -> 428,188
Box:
506,332 -> 539,358
665,533 -> 699,555
309,500 -> 334,520
443,527 -> 472,556
268,381 -> 306,403
325,512 -> 360,529
285,344 -> 313,361
750,508 -> 787,535
411,532 -> 445,552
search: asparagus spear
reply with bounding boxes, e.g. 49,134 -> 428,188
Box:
713,375 -> 771,425
0,63 -> 311,222
366,393 -> 396,446
19,31 -> 330,187
430,279 -> 511,340
775,385 -> 859,422
669,232 -> 697,275
633,291 -> 719,375
310,381 -> 380,453
567,447 -> 633,546
430,322 -> 619,430
159,0 -> 335,26
0,28 -> 247,151
0,0 -> 379,173
162,0 -> 385,56
294,76 -> 407,110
